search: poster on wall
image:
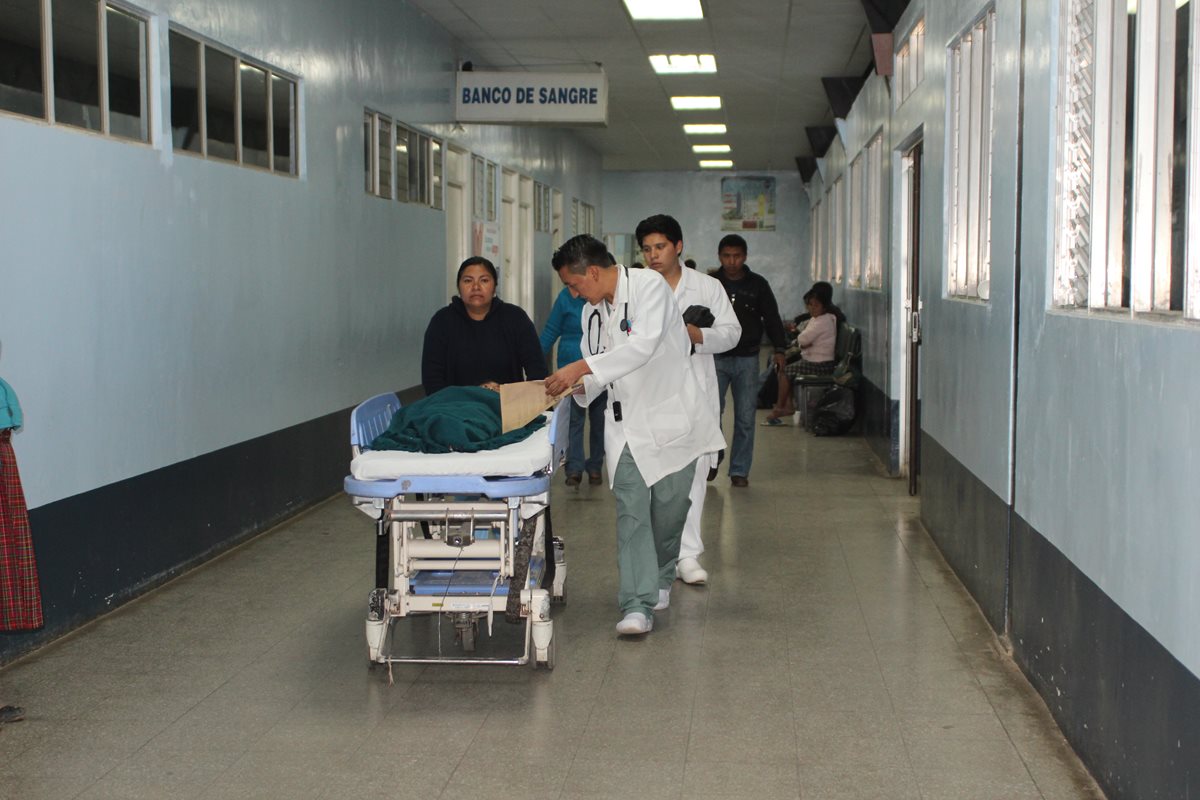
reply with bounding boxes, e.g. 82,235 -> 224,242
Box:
721,176 -> 776,231
473,221 -> 501,263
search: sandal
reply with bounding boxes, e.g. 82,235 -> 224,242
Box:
761,417 -> 785,427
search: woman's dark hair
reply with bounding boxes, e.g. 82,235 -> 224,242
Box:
808,281 -> 834,307
553,235 -> 614,275
457,256 -> 498,284
635,214 -> 683,247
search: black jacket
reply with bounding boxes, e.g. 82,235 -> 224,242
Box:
421,297 -> 548,395
712,267 -> 789,357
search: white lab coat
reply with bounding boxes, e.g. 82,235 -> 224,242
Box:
578,267 -> 725,488
673,266 -> 742,432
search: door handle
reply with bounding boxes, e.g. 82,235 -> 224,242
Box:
910,310 -> 922,345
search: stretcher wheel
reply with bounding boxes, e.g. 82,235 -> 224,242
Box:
505,519 -> 536,624
552,586 -> 566,606
460,623 -> 476,652
534,629 -> 556,670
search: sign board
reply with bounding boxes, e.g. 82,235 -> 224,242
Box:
455,71 -> 608,126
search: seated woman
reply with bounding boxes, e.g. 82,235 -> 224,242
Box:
422,257 -> 548,395
765,283 -> 839,424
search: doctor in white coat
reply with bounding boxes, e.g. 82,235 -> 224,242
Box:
637,214 -> 741,586
544,235 -> 725,635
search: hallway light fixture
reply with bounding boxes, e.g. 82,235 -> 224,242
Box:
624,0 -> 703,20
699,159 -> 733,168
684,123 -> 727,134
649,54 -> 717,74
671,96 -> 721,110
692,144 -> 731,153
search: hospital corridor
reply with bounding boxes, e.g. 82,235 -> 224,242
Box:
0,423 -> 1103,799
3,0 -> 1199,798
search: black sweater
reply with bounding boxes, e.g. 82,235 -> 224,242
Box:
421,297 -> 549,395
712,266 -> 789,357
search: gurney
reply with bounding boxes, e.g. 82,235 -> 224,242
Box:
344,392 -> 569,669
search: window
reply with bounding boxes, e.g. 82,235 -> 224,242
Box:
831,177 -> 845,284
171,29 -> 297,175
362,113 -> 442,207
810,200 -> 822,280
486,161 -> 497,221
895,18 -> 926,108
848,156 -> 864,286
363,110 -> 391,198
864,134 -> 885,289
534,183 -> 553,232
394,125 -> 409,201
582,202 -> 596,235
472,156 -> 486,218
946,10 -> 996,300
571,198 -> 580,235
1055,0 -> 1198,318
1,0 -> 149,142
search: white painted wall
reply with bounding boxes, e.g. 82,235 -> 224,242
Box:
601,170 -> 812,317
0,0 -> 602,509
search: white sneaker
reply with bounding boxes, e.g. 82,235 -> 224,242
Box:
676,557 -> 708,585
615,612 -> 653,635
653,589 -> 670,611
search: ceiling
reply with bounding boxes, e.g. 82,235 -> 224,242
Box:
409,0 -> 880,171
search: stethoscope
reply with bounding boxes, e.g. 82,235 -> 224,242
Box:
584,266 -> 633,356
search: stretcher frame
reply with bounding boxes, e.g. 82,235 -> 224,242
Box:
344,392 -> 569,669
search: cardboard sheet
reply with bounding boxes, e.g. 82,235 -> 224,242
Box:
499,381 -> 575,433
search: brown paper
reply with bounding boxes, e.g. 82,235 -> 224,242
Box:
499,381 -> 577,433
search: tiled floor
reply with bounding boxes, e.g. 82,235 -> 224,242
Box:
0,417 -> 1105,799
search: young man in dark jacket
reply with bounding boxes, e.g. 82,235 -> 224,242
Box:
710,235 -> 788,487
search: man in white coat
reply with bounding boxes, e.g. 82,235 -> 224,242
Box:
637,214 -> 740,587
544,235 -> 725,635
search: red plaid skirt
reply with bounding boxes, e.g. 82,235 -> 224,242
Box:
0,429 -> 42,630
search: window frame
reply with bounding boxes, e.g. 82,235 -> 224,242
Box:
1054,0 -> 1200,319
945,8 -> 996,301
171,25 -> 299,176
1,0 -> 152,143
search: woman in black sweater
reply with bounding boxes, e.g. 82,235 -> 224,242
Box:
421,257 -> 548,395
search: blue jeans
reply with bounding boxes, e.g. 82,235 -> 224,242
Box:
714,354 -> 761,478
567,392 -> 607,475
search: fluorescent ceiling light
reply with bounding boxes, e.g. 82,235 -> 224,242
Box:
671,96 -> 721,110
699,159 -> 733,168
649,54 -> 717,74
692,144 -> 731,153
624,0 -> 704,20
684,123 -> 727,135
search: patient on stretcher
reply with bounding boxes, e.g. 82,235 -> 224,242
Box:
370,386 -> 545,454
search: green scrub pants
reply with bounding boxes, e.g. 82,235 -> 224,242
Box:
611,446 -> 697,617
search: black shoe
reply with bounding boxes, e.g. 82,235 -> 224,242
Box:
0,705 -> 25,724
730,476 -> 749,488
588,472 -> 602,485
706,467 -> 718,482
565,473 -> 582,487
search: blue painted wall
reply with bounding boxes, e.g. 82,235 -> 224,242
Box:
0,0 -> 602,513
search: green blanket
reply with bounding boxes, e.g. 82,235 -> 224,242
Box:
369,386 -> 546,453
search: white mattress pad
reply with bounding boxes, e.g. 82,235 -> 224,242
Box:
351,419 -> 552,480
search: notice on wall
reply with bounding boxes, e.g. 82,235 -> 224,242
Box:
721,176 -> 777,231
456,71 -> 608,125
473,221 -> 501,263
